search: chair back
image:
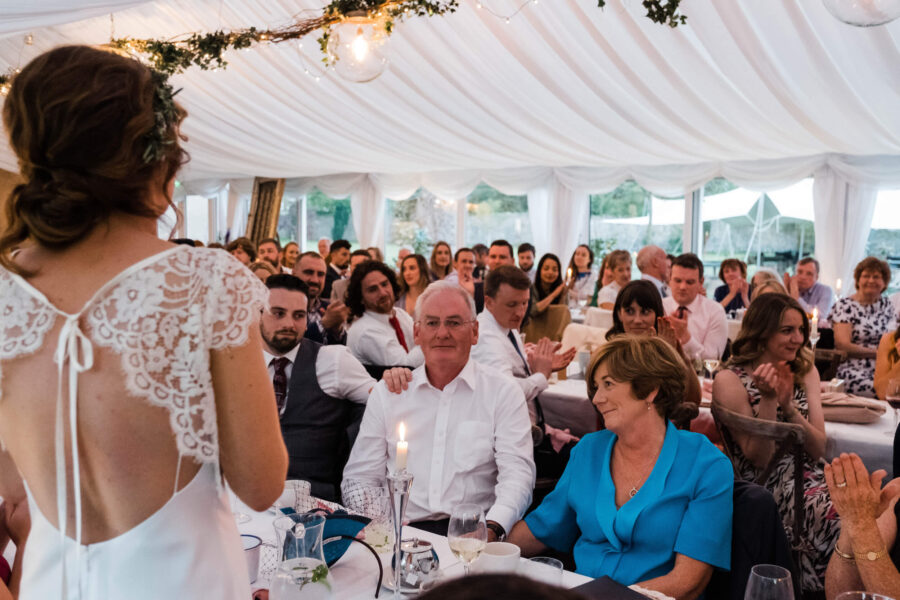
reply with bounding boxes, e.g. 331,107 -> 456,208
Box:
560,323 -> 608,353
523,304 -> 571,343
814,348 -> 846,381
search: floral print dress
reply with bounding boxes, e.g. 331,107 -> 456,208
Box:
829,296 -> 898,396
728,366 -> 840,592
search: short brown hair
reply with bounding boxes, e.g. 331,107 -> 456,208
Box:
484,265 -> 531,298
718,258 -> 747,281
587,335 -> 697,424
853,256 -> 891,291
225,237 -> 256,262
798,256 -> 820,274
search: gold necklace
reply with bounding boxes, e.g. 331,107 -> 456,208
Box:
614,447 -> 659,498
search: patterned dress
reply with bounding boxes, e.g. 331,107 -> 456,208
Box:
829,296 -> 898,396
728,366 -> 840,592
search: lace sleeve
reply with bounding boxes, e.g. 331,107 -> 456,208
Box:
200,250 -> 268,350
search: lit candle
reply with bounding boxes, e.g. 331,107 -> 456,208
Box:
810,307 -> 818,339
396,422 -> 408,472
836,278 -> 842,297
566,268 -> 572,281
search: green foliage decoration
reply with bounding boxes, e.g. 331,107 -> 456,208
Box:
597,0 -> 685,27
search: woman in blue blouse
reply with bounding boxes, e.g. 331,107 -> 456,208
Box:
508,336 -> 733,600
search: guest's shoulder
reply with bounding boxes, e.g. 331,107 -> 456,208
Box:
471,361 -> 519,392
675,428 -> 731,468
700,294 -> 726,314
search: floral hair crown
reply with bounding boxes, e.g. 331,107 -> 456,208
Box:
142,69 -> 181,164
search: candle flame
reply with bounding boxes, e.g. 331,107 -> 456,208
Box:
812,307 -> 818,319
399,422 -> 406,442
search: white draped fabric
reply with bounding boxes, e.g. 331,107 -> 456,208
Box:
2,1 -> 900,269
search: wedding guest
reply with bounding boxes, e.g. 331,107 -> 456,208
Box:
823,453 -> 900,599
830,256 -> 898,397
508,336 -> 732,597
396,247 -> 411,269
594,249 -> 631,309
323,239 -> 351,299
518,243 -> 536,282
446,248 -> 483,311
589,252 -> 616,307
713,293 -> 837,591
330,249 -> 370,304
366,246 -> 383,262
293,251 -> 349,345
750,267 -> 780,292
637,244 -> 670,298
318,237 -> 331,259
714,258 -> 750,313
750,279 -> 788,302
225,236 -> 256,265
281,241 -> 299,271
249,259 -> 278,283
662,253 -> 728,360
397,254 -> 431,316
533,253 -> 568,313
256,237 -> 281,269
605,280 -> 701,427
429,240 -> 453,280
567,244 -> 598,307
343,282 -> 535,539
346,261 -> 424,368
472,243 -> 489,280
875,322 -> 900,400
784,257 -> 835,326
487,239 -> 516,272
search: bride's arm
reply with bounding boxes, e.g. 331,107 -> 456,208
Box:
211,328 -> 288,512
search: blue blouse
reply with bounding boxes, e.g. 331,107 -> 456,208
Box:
525,422 -> 733,585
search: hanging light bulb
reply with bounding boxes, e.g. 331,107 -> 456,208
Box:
822,0 -> 900,26
325,14 -> 390,83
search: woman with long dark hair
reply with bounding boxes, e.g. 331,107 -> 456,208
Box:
397,253 -> 431,316
533,253 -> 568,313
429,241 -> 453,280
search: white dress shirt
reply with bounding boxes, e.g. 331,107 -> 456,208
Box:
264,343 -> 375,404
663,294 -> 728,359
342,360 -> 535,533
472,310 -> 547,404
596,280 -> 622,306
347,308 -> 424,367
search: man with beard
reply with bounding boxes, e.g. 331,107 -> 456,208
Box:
346,261 -> 425,369
293,251 -> 349,345
260,274 -> 374,501
257,237 -> 282,270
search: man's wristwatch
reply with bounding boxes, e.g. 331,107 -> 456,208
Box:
486,521 -> 506,542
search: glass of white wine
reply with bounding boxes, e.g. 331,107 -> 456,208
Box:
447,503 -> 487,576
703,358 -> 720,380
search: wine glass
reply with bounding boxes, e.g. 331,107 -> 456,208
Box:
744,564 -> 794,600
703,358 -> 720,380
885,378 -> 900,438
447,503 -> 487,576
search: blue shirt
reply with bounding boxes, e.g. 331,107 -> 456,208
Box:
798,282 -> 835,326
525,422 -> 733,585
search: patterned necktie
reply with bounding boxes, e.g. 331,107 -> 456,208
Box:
388,315 -> 409,352
270,357 -> 290,413
507,330 -> 531,375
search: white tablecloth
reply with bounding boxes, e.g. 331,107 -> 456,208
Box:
539,379 -> 896,476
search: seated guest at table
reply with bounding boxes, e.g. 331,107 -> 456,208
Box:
323,239 -> 351,299
256,237 -> 282,270
472,243 -> 489,280
261,275 -> 375,501
784,257 -> 835,327
605,280 -> 701,426
397,254 -> 431,316
249,259 -> 278,283
281,241 -> 299,271
875,322 -> 900,400
330,249 -> 370,304
750,267 -> 780,292
429,240 -> 453,280
533,253 -> 568,314
663,253 -> 728,360
445,247 -> 484,312
347,261 -> 425,368
594,249 -> 631,309
713,293 -> 838,591
589,252 -> 616,307
749,278 -> 788,302
637,244 -> 670,298
567,244 -> 598,307
318,237 -> 331,259
518,243 -> 537,282
508,336 -> 733,597
293,251 -> 349,345
343,282 -> 535,539
830,256 -> 898,397
823,453 -> 900,600
225,236 -> 255,266
714,258 -> 750,313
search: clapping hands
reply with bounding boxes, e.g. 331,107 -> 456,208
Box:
752,361 -> 795,414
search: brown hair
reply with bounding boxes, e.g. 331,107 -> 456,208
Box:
429,240 -> 452,279
853,256 -> 891,291
728,293 -> 813,380
1,46 -> 187,272
484,265 -> 531,298
587,335 -> 697,424
718,258 -> 747,281
400,254 -> 431,294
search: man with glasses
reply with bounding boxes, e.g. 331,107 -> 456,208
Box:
260,274 -> 374,501
342,281 -> 535,540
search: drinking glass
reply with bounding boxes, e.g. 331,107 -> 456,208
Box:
341,479 -> 394,553
835,593 -> 895,600
526,556 -> 563,586
703,358 -> 720,380
744,564 -> 794,600
447,503 -> 487,575
886,378 -> 900,438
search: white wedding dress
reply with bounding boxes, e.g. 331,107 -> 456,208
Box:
0,245 -> 268,599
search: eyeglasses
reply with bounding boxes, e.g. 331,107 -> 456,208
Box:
418,318 -> 475,331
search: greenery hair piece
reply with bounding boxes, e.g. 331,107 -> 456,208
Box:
143,69 -> 182,164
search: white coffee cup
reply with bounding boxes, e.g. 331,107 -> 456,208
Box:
472,541 -> 521,573
242,534 -> 262,584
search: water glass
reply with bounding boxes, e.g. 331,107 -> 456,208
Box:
744,564 -> 794,600
447,503 -> 487,575
341,480 -> 394,553
836,593 -> 895,600
525,556 -> 563,586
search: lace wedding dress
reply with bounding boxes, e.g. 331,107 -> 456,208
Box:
0,245 -> 268,599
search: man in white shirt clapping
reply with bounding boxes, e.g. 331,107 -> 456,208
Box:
661,253 -> 728,360
342,281 -> 535,541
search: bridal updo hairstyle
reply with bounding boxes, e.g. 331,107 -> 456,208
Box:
587,335 -> 699,425
0,45 -> 188,271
